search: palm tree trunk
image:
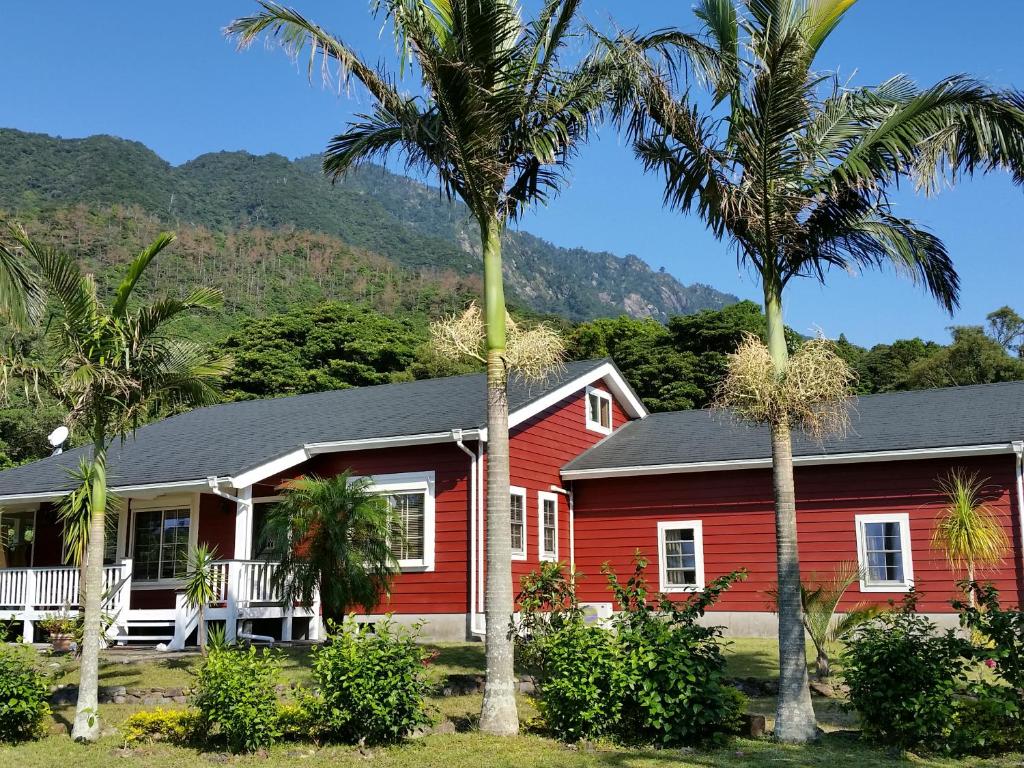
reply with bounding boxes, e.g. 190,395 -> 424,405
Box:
71,443 -> 107,742
764,287 -> 817,743
478,216 -> 518,736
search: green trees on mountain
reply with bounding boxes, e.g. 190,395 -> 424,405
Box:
222,303 -> 423,400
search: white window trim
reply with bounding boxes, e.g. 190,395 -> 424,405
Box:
538,491 -> 558,561
855,512 -> 914,593
584,386 -> 613,435
510,485 -> 527,561
657,520 -> 705,593
362,471 -> 436,573
128,493 -> 200,589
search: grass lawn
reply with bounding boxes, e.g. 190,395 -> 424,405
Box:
8,639 -> 1018,767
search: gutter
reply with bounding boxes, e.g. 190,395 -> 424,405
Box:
548,485 -> 575,582
1013,441 -> 1024,585
452,429 -> 485,637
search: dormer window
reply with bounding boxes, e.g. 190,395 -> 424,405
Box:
585,386 -> 613,434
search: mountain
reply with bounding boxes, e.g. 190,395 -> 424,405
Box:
0,128 -> 736,322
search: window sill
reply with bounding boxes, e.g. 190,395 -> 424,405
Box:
539,554 -> 558,563
511,552 -> 527,562
131,580 -> 186,590
661,584 -> 703,594
398,562 -> 435,573
859,581 -> 913,593
585,422 -> 612,435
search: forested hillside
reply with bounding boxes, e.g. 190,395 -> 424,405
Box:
0,128 -> 737,322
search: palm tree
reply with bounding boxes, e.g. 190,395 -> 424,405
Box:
183,544 -> 221,652
932,470 -> 1010,604
228,0 -> 609,733
262,472 -> 399,628
0,224 -> 229,742
768,562 -> 880,680
610,0 -> 1024,741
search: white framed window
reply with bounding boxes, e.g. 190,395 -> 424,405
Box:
364,472 -> 436,572
510,486 -> 527,561
585,386 -> 613,434
129,495 -> 199,584
657,520 -> 705,592
538,491 -> 558,561
855,513 -> 914,592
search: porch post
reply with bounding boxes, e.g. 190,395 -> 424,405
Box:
225,560 -> 239,644
22,568 -> 36,644
233,486 -> 253,560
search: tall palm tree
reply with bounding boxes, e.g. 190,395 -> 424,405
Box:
228,0 -> 610,733
263,472 -> 399,628
610,0 -> 1024,742
932,469 -> 1010,604
0,224 -> 229,742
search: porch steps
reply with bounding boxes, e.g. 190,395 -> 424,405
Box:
122,620 -> 176,644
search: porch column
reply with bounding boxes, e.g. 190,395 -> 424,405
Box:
22,568 -> 36,644
233,486 -> 253,560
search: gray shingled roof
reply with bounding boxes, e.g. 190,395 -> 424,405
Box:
564,381 -> 1024,473
0,359 -> 611,497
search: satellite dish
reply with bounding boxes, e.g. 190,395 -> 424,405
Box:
47,425 -> 69,448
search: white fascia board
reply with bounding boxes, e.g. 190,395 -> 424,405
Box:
227,431 -> 481,490
561,443 -> 1018,481
502,362 -> 647,436
0,478 -> 213,505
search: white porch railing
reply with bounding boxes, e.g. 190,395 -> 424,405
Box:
0,560 -> 133,642
164,560 -> 319,651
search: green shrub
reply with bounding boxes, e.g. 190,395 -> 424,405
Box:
0,646 -> 50,742
121,708 -> 201,746
535,619 -> 622,741
521,554 -> 747,747
192,645 -> 280,753
308,618 -> 430,744
606,556 -> 747,747
277,701 -> 320,742
842,593 -> 971,752
511,560 -> 582,677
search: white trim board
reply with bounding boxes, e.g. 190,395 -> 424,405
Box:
561,443 -> 1020,480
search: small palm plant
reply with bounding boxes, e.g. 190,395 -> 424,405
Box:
932,470 -> 1009,605
183,544 -> 221,652
769,562 -> 880,680
262,471 -> 399,629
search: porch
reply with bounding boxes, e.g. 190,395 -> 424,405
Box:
0,558 -> 321,649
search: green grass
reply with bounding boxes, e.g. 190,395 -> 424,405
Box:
41,638 -> 789,692
722,637 -> 817,679
6,640 -> 1023,767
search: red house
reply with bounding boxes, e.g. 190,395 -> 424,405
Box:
0,359 -> 1020,645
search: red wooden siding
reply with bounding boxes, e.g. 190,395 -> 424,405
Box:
274,443 -> 474,614
572,455 -> 1022,613
31,503 -> 64,567
198,493 -> 235,556
508,383 -> 630,587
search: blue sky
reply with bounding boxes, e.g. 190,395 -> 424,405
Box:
2,1 -> 1023,346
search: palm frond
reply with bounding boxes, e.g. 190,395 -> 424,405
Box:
0,224 -> 43,329
932,469 -> 1010,572
111,232 -> 176,318
227,1 -> 404,112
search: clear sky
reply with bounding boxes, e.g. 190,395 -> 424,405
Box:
2,1 -> 1022,347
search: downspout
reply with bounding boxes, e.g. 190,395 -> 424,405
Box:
548,485 -> 575,582
452,430 -> 485,637
477,440 -> 485,616
1013,442 -> 1024,593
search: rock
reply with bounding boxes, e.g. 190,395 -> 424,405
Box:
430,720 -> 457,735
165,688 -> 184,698
172,696 -> 187,704
142,696 -> 163,706
518,677 -> 536,695
744,714 -> 767,739
113,696 -> 126,705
